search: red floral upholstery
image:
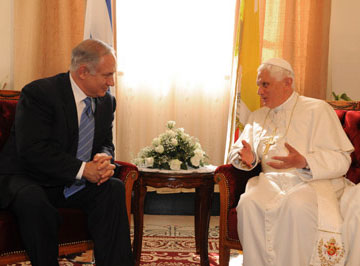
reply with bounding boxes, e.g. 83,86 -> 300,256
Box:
214,104 -> 360,266
0,99 -> 17,151
339,110 -> 360,184
0,90 -> 138,265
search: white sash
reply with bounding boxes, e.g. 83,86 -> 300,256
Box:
309,180 -> 346,266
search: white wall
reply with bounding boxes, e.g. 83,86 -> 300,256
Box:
328,0 -> 360,101
0,0 -> 13,90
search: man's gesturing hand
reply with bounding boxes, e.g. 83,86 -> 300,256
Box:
266,143 -> 307,169
238,140 -> 255,167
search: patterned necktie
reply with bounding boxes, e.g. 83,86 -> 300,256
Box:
64,97 -> 95,198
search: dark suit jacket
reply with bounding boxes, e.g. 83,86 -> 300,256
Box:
0,72 -> 116,208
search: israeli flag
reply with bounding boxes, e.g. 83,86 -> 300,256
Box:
83,0 -> 113,47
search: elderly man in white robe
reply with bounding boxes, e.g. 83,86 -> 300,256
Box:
228,58 -> 360,265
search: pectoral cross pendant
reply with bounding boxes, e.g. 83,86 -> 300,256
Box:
263,128 -> 277,155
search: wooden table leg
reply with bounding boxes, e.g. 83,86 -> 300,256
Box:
195,187 -> 200,254
195,183 -> 214,266
133,179 -> 147,266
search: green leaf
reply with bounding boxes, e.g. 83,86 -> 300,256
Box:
340,93 -> 352,101
332,92 -> 339,100
181,163 -> 188,170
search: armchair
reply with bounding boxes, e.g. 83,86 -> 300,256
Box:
214,101 -> 360,266
0,90 -> 138,265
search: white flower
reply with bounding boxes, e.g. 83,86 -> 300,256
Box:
181,133 -> 190,142
139,146 -> 152,157
195,142 -> 202,149
145,157 -> 154,167
194,148 -> 204,158
171,138 -> 178,146
133,157 -> 144,166
152,137 -> 160,146
190,156 -> 201,167
190,137 -> 198,146
169,159 -> 182,170
165,130 -> 176,138
167,121 -> 176,129
155,145 -> 164,153
133,121 -> 208,170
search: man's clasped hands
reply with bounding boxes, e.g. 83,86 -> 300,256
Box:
83,153 -> 116,185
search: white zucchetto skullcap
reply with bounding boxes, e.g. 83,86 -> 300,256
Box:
261,58 -> 294,75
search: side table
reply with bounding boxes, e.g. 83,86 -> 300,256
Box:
133,166 -> 216,266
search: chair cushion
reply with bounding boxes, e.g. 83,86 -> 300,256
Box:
0,210 -> 23,253
228,208 -> 239,240
57,208 -> 91,244
219,165 -> 260,242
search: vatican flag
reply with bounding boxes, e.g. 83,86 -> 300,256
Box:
225,0 -> 261,158
236,0 -> 261,132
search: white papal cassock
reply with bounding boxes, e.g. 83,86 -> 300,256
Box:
228,92 -> 360,265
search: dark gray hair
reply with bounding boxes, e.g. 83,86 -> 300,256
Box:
70,39 -> 115,74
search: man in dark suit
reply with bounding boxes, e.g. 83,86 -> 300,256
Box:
0,39 -> 134,266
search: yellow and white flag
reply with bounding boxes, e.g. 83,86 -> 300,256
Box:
227,0 -> 261,150
236,0 -> 261,131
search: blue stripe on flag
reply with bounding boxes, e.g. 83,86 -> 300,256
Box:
83,0 -> 113,46
105,0 -> 112,27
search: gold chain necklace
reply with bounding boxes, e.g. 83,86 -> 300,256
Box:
262,94 -> 299,155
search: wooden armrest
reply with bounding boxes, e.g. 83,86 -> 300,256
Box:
214,164 -> 261,209
114,160 -> 138,226
114,161 -> 138,182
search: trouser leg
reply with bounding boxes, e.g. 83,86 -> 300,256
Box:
9,184 -> 60,266
67,178 -> 134,266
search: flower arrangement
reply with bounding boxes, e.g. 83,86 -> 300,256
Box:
133,121 -> 209,170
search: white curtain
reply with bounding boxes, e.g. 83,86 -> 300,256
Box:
115,0 -> 236,167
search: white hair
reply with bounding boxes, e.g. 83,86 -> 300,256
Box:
257,63 -> 295,89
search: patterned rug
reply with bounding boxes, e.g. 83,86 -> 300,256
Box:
137,222 -> 221,265
8,219 -> 242,265
137,236 -> 219,265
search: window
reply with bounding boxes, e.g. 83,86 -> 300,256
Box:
116,0 -> 236,95
114,0 -> 237,166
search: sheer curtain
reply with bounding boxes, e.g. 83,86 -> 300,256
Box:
261,0 -> 331,99
115,0 -> 237,166
14,0 -> 85,90
225,0 -> 332,152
